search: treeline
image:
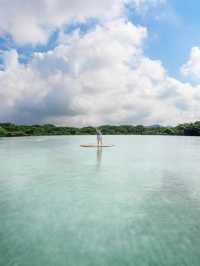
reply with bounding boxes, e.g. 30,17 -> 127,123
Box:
0,121 -> 200,137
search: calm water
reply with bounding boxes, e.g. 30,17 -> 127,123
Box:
0,135 -> 200,266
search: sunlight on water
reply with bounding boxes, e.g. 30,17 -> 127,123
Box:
0,135 -> 200,266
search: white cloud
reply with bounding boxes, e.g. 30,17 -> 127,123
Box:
0,0 -> 166,45
3,50 -> 19,69
0,0 -> 122,44
0,18 -> 199,126
181,46 -> 200,80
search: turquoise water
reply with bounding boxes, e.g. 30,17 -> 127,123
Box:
1,135 -> 200,266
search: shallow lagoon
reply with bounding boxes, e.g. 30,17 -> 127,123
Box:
0,135 -> 200,266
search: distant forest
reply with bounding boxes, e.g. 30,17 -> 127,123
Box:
0,121 -> 200,137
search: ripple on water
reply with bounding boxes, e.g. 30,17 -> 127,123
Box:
0,135 -> 200,266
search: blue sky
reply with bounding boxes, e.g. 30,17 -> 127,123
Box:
126,0 -> 200,79
0,0 -> 200,125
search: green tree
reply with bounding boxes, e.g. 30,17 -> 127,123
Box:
0,126 -> 8,137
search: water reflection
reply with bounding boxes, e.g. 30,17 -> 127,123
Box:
96,147 -> 102,170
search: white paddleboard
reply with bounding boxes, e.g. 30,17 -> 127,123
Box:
80,144 -> 114,148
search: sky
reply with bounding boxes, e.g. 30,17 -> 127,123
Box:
0,0 -> 200,126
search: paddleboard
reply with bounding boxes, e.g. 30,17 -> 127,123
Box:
80,144 -> 114,148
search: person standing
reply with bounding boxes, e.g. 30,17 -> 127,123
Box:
96,128 -> 103,146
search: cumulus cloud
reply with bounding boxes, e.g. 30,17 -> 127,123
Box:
0,0 -> 123,44
0,0 -> 166,44
0,17 -> 199,126
181,46 -> 200,80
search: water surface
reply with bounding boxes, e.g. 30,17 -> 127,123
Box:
0,135 -> 200,266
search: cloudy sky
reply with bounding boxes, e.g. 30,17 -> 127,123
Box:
0,0 -> 200,126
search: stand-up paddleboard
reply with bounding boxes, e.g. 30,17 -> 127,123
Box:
80,144 -> 114,148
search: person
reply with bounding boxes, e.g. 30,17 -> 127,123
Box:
96,128 -> 103,146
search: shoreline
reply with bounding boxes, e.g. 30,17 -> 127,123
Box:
0,121 -> 200,137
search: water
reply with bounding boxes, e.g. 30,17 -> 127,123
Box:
0,135 -> 200,266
